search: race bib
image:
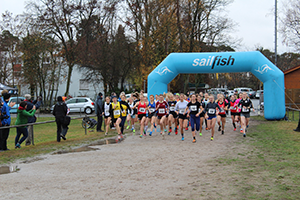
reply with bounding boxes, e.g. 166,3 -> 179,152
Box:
190,105 -> 197,111
158,108 -> 165,114
220,108 -> 224,113
139,107 -> 145,113
170,106 -> 175,111
105,110 -> 110,116
230,106 -> 236,110
149,108 -> 155,113
179,109 -> 185,114
242,107 -> 249,112
208,109 -> 215,114
114,110 -> 120,116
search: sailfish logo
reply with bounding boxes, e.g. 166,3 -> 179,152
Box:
155,66 -> 174,76
255,64 -> 274,74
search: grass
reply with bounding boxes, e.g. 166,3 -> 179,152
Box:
0,116 -> 119,165
218,117 -> 300,199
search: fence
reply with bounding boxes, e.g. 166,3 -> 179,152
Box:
286,107 -> 300,121
0,114 -> 96,145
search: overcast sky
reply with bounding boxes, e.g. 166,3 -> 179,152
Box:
0,0 -> 292,53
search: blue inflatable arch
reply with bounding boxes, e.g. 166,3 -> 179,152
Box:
147,51 -> 285,120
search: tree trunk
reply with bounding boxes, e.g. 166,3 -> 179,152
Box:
64,64 -> 74,97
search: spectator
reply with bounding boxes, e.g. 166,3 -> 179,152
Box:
53,96 -> 69,142
0,89 -> 9,104
294,119 -> 300,132
15,101 -> 36,148
0,93 -> 15,151
95,92 -> 104,132
24,94 -> 42,146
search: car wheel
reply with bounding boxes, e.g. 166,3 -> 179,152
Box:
85,107 -> 92,115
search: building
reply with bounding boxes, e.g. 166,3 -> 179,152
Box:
283,65 -> 300,106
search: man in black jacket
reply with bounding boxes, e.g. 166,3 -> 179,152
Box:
95,92 -> 104,132
53,96 -> 69,142
294,118 -> 300,132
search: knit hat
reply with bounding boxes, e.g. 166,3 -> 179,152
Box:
57,96 -> 63,102
2,93 -> 10,100
24,94 -> 31,100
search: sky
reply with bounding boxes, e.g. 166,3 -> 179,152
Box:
0,0 -> 292,54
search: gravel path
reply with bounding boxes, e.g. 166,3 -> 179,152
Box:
0,120 -> 251,200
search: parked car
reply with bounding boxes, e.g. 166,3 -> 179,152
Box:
256,90 -> 263,99
51,97 -> 95,114
226,90 -> 235,98
234,87 -> 256,98
8,97 -> 25,114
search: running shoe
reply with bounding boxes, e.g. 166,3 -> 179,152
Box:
246,125 -> 249,128
218,126 -> 221,131
105,132 -> 108,136
211,137 -> 214,141
240,129 -> 243,133
118,135 -> 121,140
234,128 -> 236,131
199,132 -> 202,136
144,130 -> 146,136
185,127 -> 188,131
221,130 -> 224,135
192,139 -> 196,143
168,132 -> 171,135
169,128 -> 172,133
126,125 -> 130,130
149,132 -> 152,136
175,130 -> 178,135
154,123 -> 156,128
206,127 -> 208,130
15,143 -> 21,149
181,137 -> 184,141
140,134 -> 143,138
243,133 -> 246,137
160,132 -> 163,135
164,129 -> 167,133
133,129 -> 136,133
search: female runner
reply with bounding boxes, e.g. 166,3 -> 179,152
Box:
147,94 -> 156,136
103,96 -> 111,136
238,92 -> 253,137
186,94 -> 202,143
175,94 -> 189,141
109,96 -> 124,140
197,94 -> 205,136
156,94 -> 169,138
167,93 -> 178,135
205,95 -> 221,141
217,94 -> 228,135
133,95 -> 148,138
120,94 -> 131,135
229,95 -> 238,131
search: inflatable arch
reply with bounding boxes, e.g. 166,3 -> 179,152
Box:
147,51 -> 285,120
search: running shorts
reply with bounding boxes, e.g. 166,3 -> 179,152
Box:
138,114 -> 146,120
218,114 -> 226,118
240,113 -> 250,118
178,114 -> 188,120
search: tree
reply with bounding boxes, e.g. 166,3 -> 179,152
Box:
281,0 -> 300,52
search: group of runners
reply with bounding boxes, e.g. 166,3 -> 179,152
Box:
102,91 -> 254,142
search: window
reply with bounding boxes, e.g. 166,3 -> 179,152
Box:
77,98 -> 88,103
80,79 -> 89,90
66,99 -> 76,104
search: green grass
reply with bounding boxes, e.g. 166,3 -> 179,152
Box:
218,118 -> 300,199
0,116 -> 119,165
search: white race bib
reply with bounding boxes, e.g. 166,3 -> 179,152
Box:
170,106 -> 175,111
190,105 -> 197,111
230,106 -> 236,110
158,108 -> 165,114
208,109 -> 215,114
179,109 -> 185,114
149,108 -> 155,113
114,110 -> 120,116
242,107 -> 249,112
105,110 -> 110,116
139,107 -> 145,113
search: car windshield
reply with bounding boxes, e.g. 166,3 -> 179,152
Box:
10,97 -> 24,104
66,99 -> 76,104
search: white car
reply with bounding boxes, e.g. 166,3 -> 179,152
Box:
52,97 -> 95,114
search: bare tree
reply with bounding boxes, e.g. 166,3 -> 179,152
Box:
281,0 -> 300,52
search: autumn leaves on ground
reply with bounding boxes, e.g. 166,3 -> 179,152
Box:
1,116 -> 300,199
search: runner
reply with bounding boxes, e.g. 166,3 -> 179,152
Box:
147,95 -> 156,136
102,96 -> 111,135
216,94 -> 228,135
175,94 -> 189,141
197,94 -> 205,136
234,92 -> 243,132
229,95 -> 238,131
120,94 -> 131,135
167,93 -> 178,135
156,94 -> 169,138
205,95 -> 221,141
109,96 -> 124,140
202,93 -> 210,130
186,94 -> 202,143
133,95 -> 148,138
126,97 -> 136,133
238,92 -> 253,137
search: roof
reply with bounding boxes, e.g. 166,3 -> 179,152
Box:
283,65 -> 300,75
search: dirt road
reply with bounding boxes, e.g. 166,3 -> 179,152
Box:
0,121 -> 251,200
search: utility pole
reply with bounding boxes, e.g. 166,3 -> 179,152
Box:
275,0 -> 278,66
